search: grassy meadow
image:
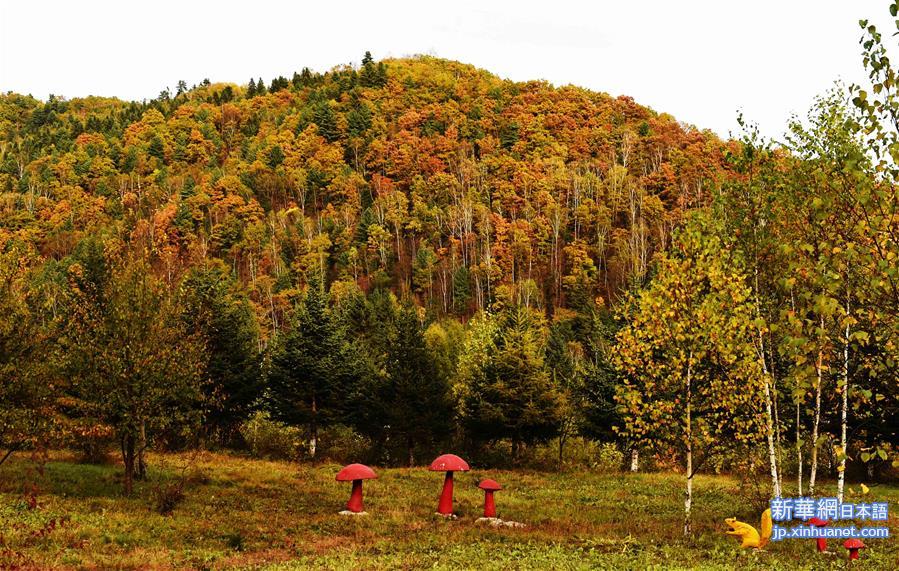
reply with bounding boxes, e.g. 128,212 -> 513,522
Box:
0,451 -> 896,570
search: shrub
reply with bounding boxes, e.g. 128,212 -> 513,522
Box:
151,480 -> 185,515
239,412 -> 303,460
467,438 -> 626,472
70,421 -> 115,464
317,424 -> 371,464
222,531 -> 245,551
592,441 -> 625,472
532,439 -> 624,472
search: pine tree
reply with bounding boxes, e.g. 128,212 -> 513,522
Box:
462,305 -> 561,458
378,304 -> 452,466
268,281 -> 358,459
300,67 -> 313,87
182,263 -> 262,443
269,76 -> 289,93
545,309 -> 621,466
359,52 -> 387,88
312,101 -> 339,142
147,135 -> 165,161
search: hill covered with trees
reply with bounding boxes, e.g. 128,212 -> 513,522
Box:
1,54 -> 727,318
1,33 -> 896,537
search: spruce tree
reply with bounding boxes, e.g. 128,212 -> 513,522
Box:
182,263 -> 262,443
462,305 -> 561,458
300,67 -> 313,87
377,304 -> 452,466
268,281 -> 358,459
312,101 -> 339,142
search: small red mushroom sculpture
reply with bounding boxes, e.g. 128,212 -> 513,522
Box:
429,453 -> 469,516
808,517 -> 828,552
336,463 -> 377,513
478,478 -> 502,518
843,538 -> 865,561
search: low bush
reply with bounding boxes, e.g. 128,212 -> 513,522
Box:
150,479 -> 185,515
70,422 -> 115,464
316,424 -> 371,464
530,438 -> 624,472
238,412 -> 303,461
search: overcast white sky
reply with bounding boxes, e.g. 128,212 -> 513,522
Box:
0,1 -> 892,139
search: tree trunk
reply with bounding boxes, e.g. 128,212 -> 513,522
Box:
809,316 -> 824,496
796,402 -> 803,496
309,394 -> 318,460
754,267 -> 781,497
837,296 -> 850,503
136,420 -> 147,480
630,448 -> 639,472
0,443 -> 20,469
122,434 -> 136,495
684,357 -> 693,537
771,364 -> 783,487
558,433 -> 566,471
762,374 -> 782,498
407,436 -> 414,468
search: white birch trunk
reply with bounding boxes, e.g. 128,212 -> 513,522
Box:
809,316 -> 824,496
762,373 -> 782,498
684,356 -> 693,537
837,296 -> 850,503
753,266 -> 781,498
795,402 -> 803,495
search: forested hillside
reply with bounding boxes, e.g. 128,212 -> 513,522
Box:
1,54 -> 726,319
1,42 -> 896,523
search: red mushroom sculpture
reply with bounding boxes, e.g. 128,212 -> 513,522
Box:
336,463 -> 377,513
808,517 -> 828,552
843,538 -> 865,561
429,454 -> 469,516
478,479 -> 502,518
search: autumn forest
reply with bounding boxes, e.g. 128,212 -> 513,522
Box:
1,4 -> 898,566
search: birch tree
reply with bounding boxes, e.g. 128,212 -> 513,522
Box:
716,122 -> 789,497
615,215 -> 766,536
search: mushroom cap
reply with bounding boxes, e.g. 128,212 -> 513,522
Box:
808,517 -> 829,526
336,463 -> 377,482
478,478 -> 502,491
843,538 -> 866,549
429,453 -> 470,472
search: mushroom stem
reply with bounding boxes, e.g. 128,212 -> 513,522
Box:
437,471 -> 454,515
848,547 -> 860,561
347,479 -> 364,513
483,490 -> 496,518
809,520 -> 827,552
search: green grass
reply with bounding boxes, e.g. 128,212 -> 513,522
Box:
0,451 -> 896,569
